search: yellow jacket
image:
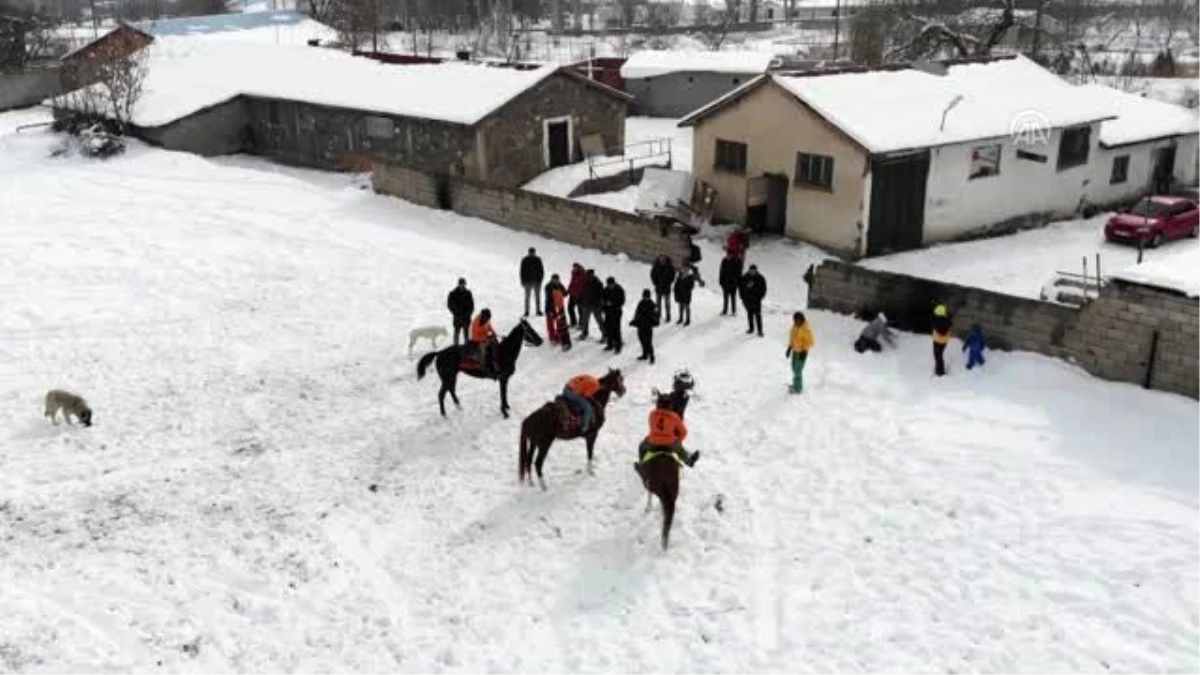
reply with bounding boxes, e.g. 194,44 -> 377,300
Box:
789,322 -> 814,353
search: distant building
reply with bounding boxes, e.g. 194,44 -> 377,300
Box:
57,41 -> 631,186
679,55 -> 1199,257
620,49 -> 779,117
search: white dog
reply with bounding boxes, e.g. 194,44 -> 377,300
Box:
408,325 -> 449,355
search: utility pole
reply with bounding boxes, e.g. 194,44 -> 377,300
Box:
1032,0 -> 1045,58
833,0 -> 841,60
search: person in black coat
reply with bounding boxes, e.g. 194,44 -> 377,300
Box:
739,264 -> 767,337
519,247 -> 545,318
673,265 -> 704,326
718,251 -> 743,317
579,269 -> 604,340
446,277 -> 475,346
650,255 -> 677,324
630,288 -> 659,363
601,277 -> 626,353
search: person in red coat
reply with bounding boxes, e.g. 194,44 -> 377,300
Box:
566,263 -> 585,328
725,229 -> 748,260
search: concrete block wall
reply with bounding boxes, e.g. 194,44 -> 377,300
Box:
810,260 -> 1199,399
0,67 -> 64,112
372,162 -> 691,264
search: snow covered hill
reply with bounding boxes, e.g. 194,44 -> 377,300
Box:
1,109 -> 1197,672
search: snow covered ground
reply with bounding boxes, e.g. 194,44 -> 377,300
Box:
1,108 -> 1198,672
865,215 -> 1200,300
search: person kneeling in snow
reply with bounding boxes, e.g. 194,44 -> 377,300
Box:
963,324 -> 987,370
636,394 -> 699,478
855,309 -> 895,353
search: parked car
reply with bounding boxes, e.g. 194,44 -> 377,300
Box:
1104,196 -> 1200,247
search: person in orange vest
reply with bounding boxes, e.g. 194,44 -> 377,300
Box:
562,373 -> 601,433
636,394 -> 699,476
469,308 -> 498,372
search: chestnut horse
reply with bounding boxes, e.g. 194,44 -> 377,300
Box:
518,369 -> 626,489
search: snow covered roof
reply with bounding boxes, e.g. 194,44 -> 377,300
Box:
770,56 -> 1117,153
99,39 -> 566,128
134,10 -> 308,37
1109,247 -> 1200,297
620,49 -> 778,79
1076,84 -> 1200,147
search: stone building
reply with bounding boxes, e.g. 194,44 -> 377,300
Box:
65,40 -> 630,187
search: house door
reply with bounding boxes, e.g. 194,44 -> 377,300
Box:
1151,145 -> 1176,194
867,150 -> 930,256
764,173 -> 788,235
546,119 -> 571,168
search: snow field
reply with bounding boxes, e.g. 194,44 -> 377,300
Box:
0,109 -> 1197,672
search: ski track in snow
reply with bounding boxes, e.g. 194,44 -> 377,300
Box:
0,110 -> 1197,673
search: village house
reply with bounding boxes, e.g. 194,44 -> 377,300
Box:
678,55 -> 1199,258
58,39 -> 630,186
620,49 -> 779,117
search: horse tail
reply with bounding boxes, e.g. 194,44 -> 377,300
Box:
416,351 -> 437,380
660,491 -> 676,552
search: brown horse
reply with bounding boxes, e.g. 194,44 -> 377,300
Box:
639,449 -> 682,551
518,369 -> 626,490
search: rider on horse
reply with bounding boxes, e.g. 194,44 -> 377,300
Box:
469,309 -> 498,374
562,373 -> 601,433
636,393 -> 699,477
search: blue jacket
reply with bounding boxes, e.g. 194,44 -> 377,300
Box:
963,328 -> 986,355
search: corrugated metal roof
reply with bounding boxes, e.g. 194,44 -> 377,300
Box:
135,10 -> 303,37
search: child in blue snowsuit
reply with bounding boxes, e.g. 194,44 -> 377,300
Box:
963,324 -> 986,369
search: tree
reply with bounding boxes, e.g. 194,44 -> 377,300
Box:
0,8 -> 58,70
696,0 -> 740,49
884,0 -> 1016,61
850,1 -> 891,65
330,0 -> 389,51
56,37 -> 149,132
645,1 -> 681,31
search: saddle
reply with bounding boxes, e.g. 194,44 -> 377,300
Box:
552,397 -> 591,436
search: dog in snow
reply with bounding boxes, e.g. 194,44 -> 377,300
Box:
44,389 -> 93,427
408,325 -> 449,355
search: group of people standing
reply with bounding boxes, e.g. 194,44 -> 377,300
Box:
522,247 -> 629,354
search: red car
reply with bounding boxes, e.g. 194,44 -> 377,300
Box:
1105,196 -> 1200,247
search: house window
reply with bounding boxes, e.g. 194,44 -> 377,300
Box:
714,139 -> 747,174
794,152 -> 835,189
365,116 -> 394,139
1057,125 -> 1091,171
968,143 -> 1001,179
1016,149 -> 1047,163
1110,155 -> 1130,184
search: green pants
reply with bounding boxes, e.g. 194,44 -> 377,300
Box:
791,352 -> 807,391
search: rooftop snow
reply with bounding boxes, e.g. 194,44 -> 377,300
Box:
101,39 -> 559,128
134,10 -> 307,36
773,56 -> 1117,153
1109,247 -> 1200,297
1076,84 -> 1200,146
620,49 -> 777,79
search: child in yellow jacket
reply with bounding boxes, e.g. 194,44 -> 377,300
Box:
786,311 -> 815,394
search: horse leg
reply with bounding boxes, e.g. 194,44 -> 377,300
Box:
499,376 -> 510,419
585,432 -> 597,476
645,489 -> 653,513
534,440 -> 552,491
437,384 -> 448,417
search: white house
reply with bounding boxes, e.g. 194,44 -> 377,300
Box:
679,55 -> 1199,257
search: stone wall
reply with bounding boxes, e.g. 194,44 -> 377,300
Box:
0,67 -> 63,112
809,260 -> 1199,399
372,162 -> 691,264
477,70 -> 628,188
245,98 -> 479,175
140,98 -> 251,156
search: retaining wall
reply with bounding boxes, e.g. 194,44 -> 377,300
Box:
809,259 -> 1199,398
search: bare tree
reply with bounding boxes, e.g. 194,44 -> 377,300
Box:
307,0 -> 339,23
0,9 -> 59,70
645,1 -> 681,31
748,0 -> 758,23
884,0 -> 1016,61
619,0 -> 642,28
850,1 -> 892,65
331,0 -> 389,51
56,40 -> 148,131
696,0 -> 740,49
